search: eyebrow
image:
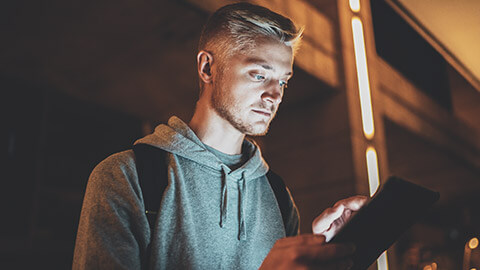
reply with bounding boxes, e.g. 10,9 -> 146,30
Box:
245,57 -> 293,76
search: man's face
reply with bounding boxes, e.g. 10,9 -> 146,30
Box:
211,39 -> 294,136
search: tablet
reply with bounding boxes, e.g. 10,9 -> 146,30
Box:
329,176 -> 440,269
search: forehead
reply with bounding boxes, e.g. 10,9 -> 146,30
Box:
236,39 -> 294,72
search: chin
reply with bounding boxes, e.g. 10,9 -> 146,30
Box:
245,123 -> 270,136
232,116 -> 272,136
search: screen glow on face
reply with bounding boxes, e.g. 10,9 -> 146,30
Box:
210,40 -> 293,136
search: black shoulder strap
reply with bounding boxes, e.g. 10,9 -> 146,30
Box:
266,170 -> 290,233
133,144 -> 291,236
133,144 -> 169,232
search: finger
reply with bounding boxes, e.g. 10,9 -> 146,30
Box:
320,228 -> 336,243
312,204 -> 345,234
333,195 -> 368,211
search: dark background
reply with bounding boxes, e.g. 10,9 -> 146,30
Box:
1,0 -> 479,269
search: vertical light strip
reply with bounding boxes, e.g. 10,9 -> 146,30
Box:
349,0 -> 361,12
366,147 -> 380,196
366,145 -> 388,269
351,4 -> 387,268
351,17 -> 375,140
377,252 -> 389,270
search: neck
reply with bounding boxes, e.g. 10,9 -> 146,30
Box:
189,99 -> 245,155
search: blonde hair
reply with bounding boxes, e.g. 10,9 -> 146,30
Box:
197,3 -> 303,94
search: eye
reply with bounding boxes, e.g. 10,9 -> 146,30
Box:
253,74 -> 266,81
279,80 -> 288,88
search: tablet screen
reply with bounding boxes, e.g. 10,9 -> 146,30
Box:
329,176 -> 440,269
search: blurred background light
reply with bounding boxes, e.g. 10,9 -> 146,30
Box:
349,0 -> 361,12
377,251 -> 389,270
366,146 -> 380,196
423,262 -> 437,270
469,237 -> 479,249
352,17 -> 375,140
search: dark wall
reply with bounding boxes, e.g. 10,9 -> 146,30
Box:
1,0 -> 205,121
1,77 -> 143,269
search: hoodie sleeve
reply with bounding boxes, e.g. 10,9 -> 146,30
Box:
72,150 -> 150,270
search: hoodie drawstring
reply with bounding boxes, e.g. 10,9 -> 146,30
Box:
219,166 -> 247,241
219,166 -> 228,228
238,171 -> 247,240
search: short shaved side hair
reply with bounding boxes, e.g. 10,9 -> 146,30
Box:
197,3 -> 303,94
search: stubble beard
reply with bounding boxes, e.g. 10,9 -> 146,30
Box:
211,75 -> 277,136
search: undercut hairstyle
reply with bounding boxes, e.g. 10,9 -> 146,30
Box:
199,2 -> 303,55
197,3 -> 304,93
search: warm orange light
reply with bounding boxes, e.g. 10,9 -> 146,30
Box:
352,12 -> 385,270
351,17 -> 375,140
469,237 -> 479,249
423,262 -> 437,270
465,238 -> 477,269
366,146 -> 380,197
366,147 -> 385,270
349,0 -> 361,12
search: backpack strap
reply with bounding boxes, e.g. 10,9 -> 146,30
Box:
266,170 -> 291,235
133,144 -> 169,233
133,144 -> 292,236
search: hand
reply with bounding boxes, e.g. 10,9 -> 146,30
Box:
312,196 -> 368,242
259,234 -> 355,270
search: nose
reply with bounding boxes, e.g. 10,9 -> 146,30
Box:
261,80 -> 283,105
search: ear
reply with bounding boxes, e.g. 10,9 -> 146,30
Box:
197,50 -> 214,84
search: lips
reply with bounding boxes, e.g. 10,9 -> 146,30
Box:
252,109 -> 272,117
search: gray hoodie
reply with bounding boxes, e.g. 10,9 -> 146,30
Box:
73,116 -> 299,270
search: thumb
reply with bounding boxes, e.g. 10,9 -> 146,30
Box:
312,204 -> 345,234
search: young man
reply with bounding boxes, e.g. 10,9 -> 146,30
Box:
73,3 -> 366,269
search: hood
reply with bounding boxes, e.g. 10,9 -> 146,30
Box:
134,116 -> 270,240
134,116 -> 269,180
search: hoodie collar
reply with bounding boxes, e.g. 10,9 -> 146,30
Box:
134,116 -> 269,181
134,116 -> 269,240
